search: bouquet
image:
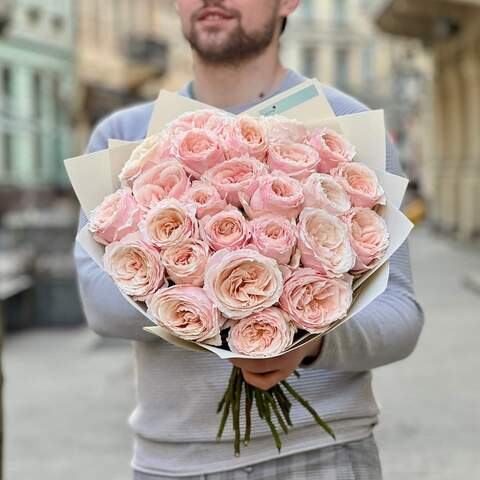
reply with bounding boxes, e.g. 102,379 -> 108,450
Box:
66,80 -> 413,455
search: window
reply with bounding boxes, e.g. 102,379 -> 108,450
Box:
302,46 -> 317,78
1,65 -> 11,113
27,6 -> 42,25
335,48 -> 349,89
301,0 -> 314,22
334,0 -> 348,26
362,42 -> 375,86
2,132 -> 12,177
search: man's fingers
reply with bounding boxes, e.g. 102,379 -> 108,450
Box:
242,369 -> 287,391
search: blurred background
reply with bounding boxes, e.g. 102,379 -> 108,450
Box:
0,0 -> 479,479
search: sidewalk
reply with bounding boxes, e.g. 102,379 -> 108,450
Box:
4,225 -> 480,479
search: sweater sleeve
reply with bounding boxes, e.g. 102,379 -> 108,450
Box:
302,132 -> 424,371
73,118 -> 159,342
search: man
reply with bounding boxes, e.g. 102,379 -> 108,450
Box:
75,1 -> 424,478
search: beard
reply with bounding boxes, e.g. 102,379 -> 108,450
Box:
185,8 -> 278,65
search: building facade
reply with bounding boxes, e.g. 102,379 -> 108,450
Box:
281,0 -> 428,181
0,0 -> 76,194
377,0 -> 480,240
76,0 -> 191,143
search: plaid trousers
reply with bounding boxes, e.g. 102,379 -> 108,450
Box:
134,436 -> 382,480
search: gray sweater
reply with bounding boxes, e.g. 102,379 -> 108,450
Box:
74,70 -> 424,477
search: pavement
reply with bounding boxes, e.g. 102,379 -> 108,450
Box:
4,225 -> 480,480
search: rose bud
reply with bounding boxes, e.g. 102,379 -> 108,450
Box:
331,162 -> 386,208
227,307 -> 296,357
297,208 -> 356,277
308,127 -> 356,173
302,172 -> 351,216
279,268 -> 353,334
142,198 -> 198,249
204,248 -> 284,319
343,207 -> 389,274
103,232 -> 165,302
89,188 -> 143,245
147,285 -> 222,346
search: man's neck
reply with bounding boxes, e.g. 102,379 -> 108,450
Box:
191,45 -> 287,109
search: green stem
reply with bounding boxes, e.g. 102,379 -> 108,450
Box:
217,367 -> 236,413
281,380 -> 336,440
262,393 -> 282,452
244,383 -> 253,446
216,367 -> 237,441
272,386 -> 293,427
233,370 -> 243,456
254,387 -> 265,419
266,391 -> 289,434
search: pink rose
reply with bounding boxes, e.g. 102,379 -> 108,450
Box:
240,171 -> 304,221
201,155 -> 267,207
200,206 -> 251,251
161,239 -> 209,286
204,249 -> 284,319
262,116 -> 310,144
267,142 -> 320,180
174,128 -> 226,179
331,162 -> 386,208
227,307 -> 296,357
167,109 -> 232,136
142,198 -> 198,249
89,189 -> 143,245
119,133 -> 172,187
181,181 -> 227,219
308,128 -> 356,173
279,268 -> 352,334
302,173 -> 351,216
250,215 -> 297,265
343,207 -> 389,274
103,233 -> 165,302
147,285 -> 222,345
222,116 -> 268,161
298,208 -> 356,277
132,159 -> 190,210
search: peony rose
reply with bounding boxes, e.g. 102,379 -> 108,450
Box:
204,249 -> 284,319
89,189 -> 143,245
200,206 -> 251,251
308,127 -> 356,173
343,207 -> 389,273
267,142 -> 320,180
222,116 -> 268,161
302,173 -> 351,216
174,128 -> 225,179
103,232 -> 165,301
147,285 -> 222,345
161,239 -> 209,286
181,180 -> 227,219
119,133 -> 171,187
279,268 -> 353,334
227,307 -> 296,357
240,171 -> 304,221
142,198 -> 198,249
331,162 -> 386,208
132,159 -> 190,210
298,208 -> 356,277
167,109 -> 232,136
250,215 -> 297,265
262,116 -> 310,144
201,155 -> 267,207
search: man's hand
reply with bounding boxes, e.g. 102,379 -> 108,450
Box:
229,338 -> 323,390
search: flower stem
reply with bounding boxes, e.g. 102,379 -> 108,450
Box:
262,392 -> 282,452
281,380 -> 336,440
272,386 -> 293,427
265,391 -> 288,434
216,367 -> 237,441
233,370 -> 242,456
244,383 -> 253,446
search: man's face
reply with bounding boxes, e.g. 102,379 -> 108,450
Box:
176,0 -> 282,64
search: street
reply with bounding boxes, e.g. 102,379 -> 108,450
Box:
4,225 -> 480,480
